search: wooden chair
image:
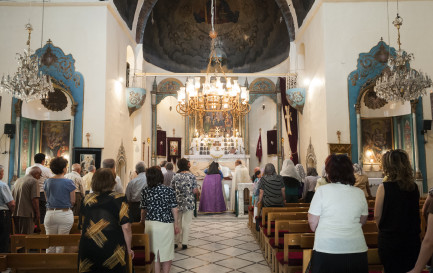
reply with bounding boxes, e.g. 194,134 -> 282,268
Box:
0,253 -> 78,273
362,221 -> 378,233
131,234 -> 154,273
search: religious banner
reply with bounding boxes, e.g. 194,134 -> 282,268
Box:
256,130 -> 262,162
280,77 -> 299,164
167,137 -> 181,164
267,130 -> 277,155
157,130 -> 167,156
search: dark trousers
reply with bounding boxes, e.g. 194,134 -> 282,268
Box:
0,210 -> 12,252
311,250 -> 368,273
39,192 -> 46,224
129,202 -> 141,222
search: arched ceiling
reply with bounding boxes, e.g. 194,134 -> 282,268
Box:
113,0 -> 316,73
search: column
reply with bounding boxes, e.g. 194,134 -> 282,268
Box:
69,103 -> 77,172
356,105 -> 362,166
151,93 -> 157,166
411,101 -> 421,177
276,94 -> 282,172
14,101 -> 21,177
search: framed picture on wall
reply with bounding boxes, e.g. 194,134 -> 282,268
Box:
361,117 -> 393,165
73,147 -> 103,176
328,143 -> 352,158
167,137 -> 181,163
40,120 -> 71,161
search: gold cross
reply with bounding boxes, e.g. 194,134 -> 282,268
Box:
284,106 -> 292,135
215,127 -> 221,137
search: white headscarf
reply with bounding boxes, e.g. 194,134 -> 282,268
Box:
295,164 -> 306,182
353,163 -> 363,175
280,159 -> 301,181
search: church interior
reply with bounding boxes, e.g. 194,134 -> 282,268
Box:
0,0 -> 433,272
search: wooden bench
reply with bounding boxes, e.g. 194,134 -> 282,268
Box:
40,222 -> 81,235
132,234 -> 154,273
0,253 -> 78,273
132,222 -> 146,234
10,234 -> 81,253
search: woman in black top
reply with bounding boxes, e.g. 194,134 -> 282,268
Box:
140,166 -> 179,273
374,149 -> 420,273
78,168 -> 132,273
257,163 -> 285,208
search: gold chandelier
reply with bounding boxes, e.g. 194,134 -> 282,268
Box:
176,0 -> 250,117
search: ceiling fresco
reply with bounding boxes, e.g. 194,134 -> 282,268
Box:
141,0 -> 291,72
112,0 -> 316,72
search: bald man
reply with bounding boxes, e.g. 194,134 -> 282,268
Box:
12,166 -> 41,234
65,164 -> 84,216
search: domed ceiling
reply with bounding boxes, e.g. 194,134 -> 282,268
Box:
113,0 -> 316,73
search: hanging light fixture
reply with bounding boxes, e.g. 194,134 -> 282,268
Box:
374,5 -> 432,102
0,1 -> 54,102
176,0 -> 250,117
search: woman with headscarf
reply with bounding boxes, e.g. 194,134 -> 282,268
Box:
280,159 -> 301,203
199,162 -> 226,213
315,166 -> 328,191
257,163 -> 285,208
353,163 -> 372,198
303,167 -> 319,203
295,164 -> 306,199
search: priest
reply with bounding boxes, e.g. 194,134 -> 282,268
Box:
230,160 -> 250,211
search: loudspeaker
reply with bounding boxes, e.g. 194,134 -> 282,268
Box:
423,120 -> 432,131
4,124 -> 16,138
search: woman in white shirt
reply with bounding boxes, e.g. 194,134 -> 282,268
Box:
308,154 -> 369,273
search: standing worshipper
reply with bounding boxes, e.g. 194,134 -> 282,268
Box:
374,150 -> 420,273
25,153 -> 53,224
125,161 -> 147,222
295,164 -> 306,199
308,154 -> 369,273
0,165 -> 15,253
65,163 -> 85,216
163,163 -> 175,187
12,166 -> 41,234
230,160 -> 250,211
44,157 -> 76,253
280,159 -> 301,203
172,158 -> 198,249
102,159 -> 124,193
78,168 -> 133,273
141,166 -> 179,273
199,162 -> 226,213
251,167 -> 262,206
302,167 -> 319,203
82,165 -> 96,195
160,160 -> 168,175
257,163 -> 285,209
353,163 -> 372,198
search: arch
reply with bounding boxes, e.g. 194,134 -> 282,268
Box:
126,45 -> 135,87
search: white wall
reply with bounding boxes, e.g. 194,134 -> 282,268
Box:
249,96 -> 278,173
0,4 -> 108,182
104,7 -> 137,182
295,6 -> 329,172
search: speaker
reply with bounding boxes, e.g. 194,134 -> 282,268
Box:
4,124 -> 16,137
423,120 -> 432,131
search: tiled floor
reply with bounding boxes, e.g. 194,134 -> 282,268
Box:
171,213 -> 270,273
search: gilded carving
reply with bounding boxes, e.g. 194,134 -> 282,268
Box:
41,87 -> 68,112
363,90 -> 387,110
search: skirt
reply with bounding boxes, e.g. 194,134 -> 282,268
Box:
145,220 -> 175,262
311,250 -> 368,273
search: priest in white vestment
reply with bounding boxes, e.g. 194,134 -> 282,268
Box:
230,160 -> 251,211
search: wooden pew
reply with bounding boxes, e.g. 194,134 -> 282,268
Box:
131,234 -> 154,273
0,253 -> 78,273
132,222 -> 145,234
259,207 -> 309,248
39,222 -> 81,235
10,234 -> 81,253
264,213 -> 308,264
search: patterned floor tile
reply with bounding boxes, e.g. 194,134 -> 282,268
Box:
188,239 -> 211,247
215,257 -> 255,269
174,252 -> 190,261
195,252 -> 231,262
218,238 -> 246,247
216,246 -> 250,256
198,242 -> 230,251
173,257 -> 210,270
180,247 -> 211,256
236,242 -> 261,251
238,263 -> 272,273
191,264 -> 233,273
170,265 -> 185,272
202,235 -> 229,242
237,251 -> 265,262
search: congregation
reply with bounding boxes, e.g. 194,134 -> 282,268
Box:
0,150 -> 432,273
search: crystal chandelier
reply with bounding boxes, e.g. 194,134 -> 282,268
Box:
0,24 -> 54,102
176,0 -> 250,117
374,14 -> 432,102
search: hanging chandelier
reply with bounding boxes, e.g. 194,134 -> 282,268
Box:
176,0 -> 250,117
374,14 -> 432,102
0,24 -> 54,102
